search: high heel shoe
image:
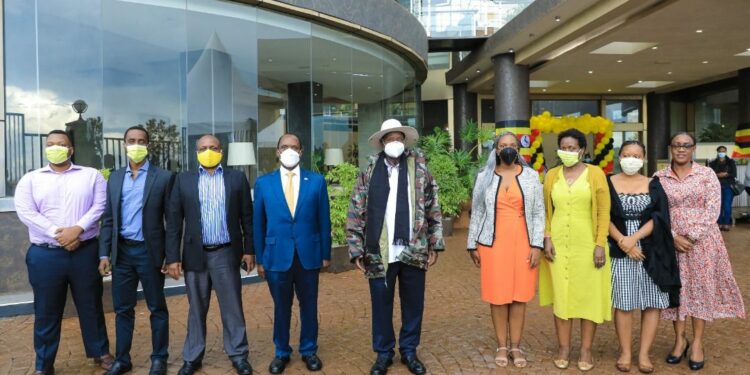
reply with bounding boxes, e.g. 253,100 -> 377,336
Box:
688,348 -> 704,371
666,341 -> 689,364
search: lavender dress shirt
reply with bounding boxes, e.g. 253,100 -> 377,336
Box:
14,163 -> 107,246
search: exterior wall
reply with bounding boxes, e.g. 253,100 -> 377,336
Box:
265,0 -> 428,64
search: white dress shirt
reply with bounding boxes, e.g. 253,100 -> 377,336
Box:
280,165 -> 301,217
385,159 -> 412,263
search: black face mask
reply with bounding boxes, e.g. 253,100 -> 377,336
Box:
498,147 -> 518,165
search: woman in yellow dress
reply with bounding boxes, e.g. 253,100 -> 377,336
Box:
539,128 -> 611,372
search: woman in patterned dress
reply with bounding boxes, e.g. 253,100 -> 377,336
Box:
656,132 -> 745,371
607,141 -> 681,373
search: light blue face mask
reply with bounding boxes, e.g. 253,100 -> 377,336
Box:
718,152 -> 727,158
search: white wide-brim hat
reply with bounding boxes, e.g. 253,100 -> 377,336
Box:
368,119 -> 419,149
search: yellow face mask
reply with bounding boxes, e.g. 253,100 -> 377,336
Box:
197,149 -> 222,168
126,144 -> 149,164
45,145 -> 70,165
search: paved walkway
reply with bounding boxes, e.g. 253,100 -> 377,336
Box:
1,225 -> 748,374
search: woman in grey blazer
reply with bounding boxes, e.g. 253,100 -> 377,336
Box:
467,132 -> 545,368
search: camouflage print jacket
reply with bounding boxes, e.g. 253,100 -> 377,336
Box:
346,148 -> 445,279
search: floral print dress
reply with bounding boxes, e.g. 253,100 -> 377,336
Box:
655,163 -> 745,321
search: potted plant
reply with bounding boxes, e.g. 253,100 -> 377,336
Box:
419,128 -> 470,236
324,162 -> 359,272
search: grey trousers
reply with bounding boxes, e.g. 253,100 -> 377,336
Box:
182,246 -> 249,362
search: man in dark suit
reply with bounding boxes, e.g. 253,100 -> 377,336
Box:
166,134 -> 254,375
253,134 -> 331,374
99,126 -> 174,375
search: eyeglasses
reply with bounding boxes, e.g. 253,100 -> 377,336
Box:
670,143 -> 694,150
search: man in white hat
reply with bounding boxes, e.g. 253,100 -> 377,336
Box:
347,119 -> 445,375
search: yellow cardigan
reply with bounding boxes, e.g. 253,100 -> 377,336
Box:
543,164 -> 611,247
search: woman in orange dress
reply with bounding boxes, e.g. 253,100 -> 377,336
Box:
467,132 -> 545,368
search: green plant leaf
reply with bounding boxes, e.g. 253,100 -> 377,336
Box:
325,163 -> 359,246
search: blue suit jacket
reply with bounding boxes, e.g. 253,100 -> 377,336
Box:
253,168 -> 331,272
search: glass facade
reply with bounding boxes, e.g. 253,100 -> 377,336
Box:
694,89 -> 738,142
399,0 -> 534,37
605,99 -> 641,123
3,0 -> 419,195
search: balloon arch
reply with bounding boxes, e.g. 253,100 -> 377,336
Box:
526,111 -> 615,175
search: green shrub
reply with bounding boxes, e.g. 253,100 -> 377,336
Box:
325,163 -> 359,245
427,153 -> 468,217
419,127 -> 472,218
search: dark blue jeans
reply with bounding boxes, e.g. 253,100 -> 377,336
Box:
266,252 -> 320,357
112,242 -> 169,366
719,185 -> 734,225
26,240 -> 109,372
368,261 -> 426,359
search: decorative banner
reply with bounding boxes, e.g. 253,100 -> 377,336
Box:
495,120 -> 533,161
529,111 -> 615,176
732,122 -> 750,158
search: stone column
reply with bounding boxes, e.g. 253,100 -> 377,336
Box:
452,83 -> 477,152
492,53 -> 530,152
646,92 -> 670,175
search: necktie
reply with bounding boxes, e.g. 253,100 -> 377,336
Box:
285,172 -> 296,216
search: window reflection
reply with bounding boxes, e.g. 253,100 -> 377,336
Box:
606,100 -> 641,123
3,0 -> 420,196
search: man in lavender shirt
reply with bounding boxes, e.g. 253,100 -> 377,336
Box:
14,130 -> 113,375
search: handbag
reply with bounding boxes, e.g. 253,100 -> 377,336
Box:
730,179 -> 745,196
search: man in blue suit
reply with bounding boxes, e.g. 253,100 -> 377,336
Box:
253,133 -> 331,374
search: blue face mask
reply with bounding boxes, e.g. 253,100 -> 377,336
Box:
718,152 -> 727,158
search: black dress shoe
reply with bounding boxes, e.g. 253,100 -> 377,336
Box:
231,358 -> 253,375
370,356 -> 393,375
105,361 -> 133,375
177,360 -> 202,375
302,354 -> 323,371
401,354 -> 426,375
666,342 -> 689,364
269,357 -> 290,374
149,359 -> 167,375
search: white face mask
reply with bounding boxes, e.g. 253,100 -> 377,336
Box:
384,141 -> 405,158
620,157 -> 644,175
279,148 -> 300,169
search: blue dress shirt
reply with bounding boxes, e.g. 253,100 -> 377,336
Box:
120,161 -> 149,241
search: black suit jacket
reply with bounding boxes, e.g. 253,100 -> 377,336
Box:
99,164 -> 175,267
165,167 -> 253,272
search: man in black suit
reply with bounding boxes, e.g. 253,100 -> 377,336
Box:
166,134 -> 255,375
99,126 -> 174,375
